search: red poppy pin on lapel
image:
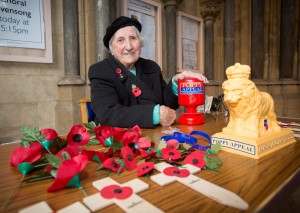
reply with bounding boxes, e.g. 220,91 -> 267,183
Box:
131,84 -> 141,97
116,68 -> 123,78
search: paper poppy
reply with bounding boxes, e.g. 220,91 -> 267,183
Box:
121,146 -> 137,171
115,68 -> 123,78
128,142 -> 141,156
94,126 -> 114,146
56,146 -> 81,159
140,149 -> 157,159
102,158 -> 124,173
137,137 -> 151,150
81,149 -> 111,164
67,125 -> 90,146
40,128 -> 58,141
136,162 -> 154,176
184,151 -> 205,169
163,166 -> 190,178
161,148 -> 181,162
100,184 -> 133,200
10,142 -> 42,167
45,146 -> 82,173
165,139 -> 178,150
47,155 -> 88,192
116,68 -> 122,74
132,84 -> 141,97
112,127 -> 127,141
121,125 -> 141,146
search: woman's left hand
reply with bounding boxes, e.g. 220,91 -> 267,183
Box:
174,70 -> 209,84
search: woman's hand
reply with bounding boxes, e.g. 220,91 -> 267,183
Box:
174,70 -> 209,84
160,105 -> 176,127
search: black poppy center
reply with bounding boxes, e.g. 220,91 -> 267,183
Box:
112,162 -> 118,168
173,170 -> 180,174
127,154 -> 133,161
129,142 -> 140,153
72,134 -> 82,142
169,145 -> 174,149
114,188 -> 122,194
192,159 -> 199,164
142,166 -> 149,170
169,151 -> 175,156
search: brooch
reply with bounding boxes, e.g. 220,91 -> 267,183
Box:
132,84 -> 141,97
115,68 -> 123,78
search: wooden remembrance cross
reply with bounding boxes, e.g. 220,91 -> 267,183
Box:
83,177 -> 164,213
150,162 -> 249,210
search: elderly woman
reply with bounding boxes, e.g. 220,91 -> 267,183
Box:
89,16 -> 208,128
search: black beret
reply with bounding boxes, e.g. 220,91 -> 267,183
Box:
103,16 -> 142,49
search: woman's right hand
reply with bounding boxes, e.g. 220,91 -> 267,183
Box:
160,105 -> 176,127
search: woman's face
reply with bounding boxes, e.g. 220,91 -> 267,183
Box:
110,26 -> 141,70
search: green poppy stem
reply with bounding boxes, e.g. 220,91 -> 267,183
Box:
45,148 -> 52,154
116,161 -> 124,176
79,186 -> 88,197
2,176 -> 24,210
105,170 -> 111,177
98,170 -> 101,179
33,163 -> 49,168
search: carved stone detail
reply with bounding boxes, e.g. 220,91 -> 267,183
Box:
199,0 -> 222,21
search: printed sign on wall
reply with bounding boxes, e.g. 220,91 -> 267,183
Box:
0,0 -> 45,49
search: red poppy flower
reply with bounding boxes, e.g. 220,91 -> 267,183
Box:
81,149 -> 111,164
140,149 -> 157,159
121,146 -> 137,171
47,155 -> 88,192
165,139 -> 178,150
137,137 -> 151,150
40,128 -> 59,141
132,85 -> 141,97
57,146 -> 80,158
161,148 -> 181,162
45,146 -> 81,173
67,125 -> 90,146
112,127 -> 127,140
184,151 -> 205,169
121,125 -> 141,146
163,166 -> 190,178
116,68 -> 122,74
102,158 -> 124,173
100,184 -> 133,200
10,142 -> 42,167
136,162 -> 154,176
94,126 -> 114,146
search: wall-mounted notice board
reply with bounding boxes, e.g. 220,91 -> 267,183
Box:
176,11 -> 204,73
122,0 -> 162,68
0,0 -> 52,63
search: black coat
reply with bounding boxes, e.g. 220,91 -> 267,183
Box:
88,56 -> 179,128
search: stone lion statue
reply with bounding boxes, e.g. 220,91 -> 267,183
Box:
222,63 -> 281,138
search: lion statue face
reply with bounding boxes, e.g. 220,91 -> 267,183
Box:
223,79 -> 243,105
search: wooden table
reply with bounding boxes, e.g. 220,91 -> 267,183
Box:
0,115 -> 299,213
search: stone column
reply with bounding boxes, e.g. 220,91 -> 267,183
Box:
199,0 -> 222,80
164,0 -> 177,79
95,0 -> 116,62
224,0 -> 234,72
58,0 -> 84,85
